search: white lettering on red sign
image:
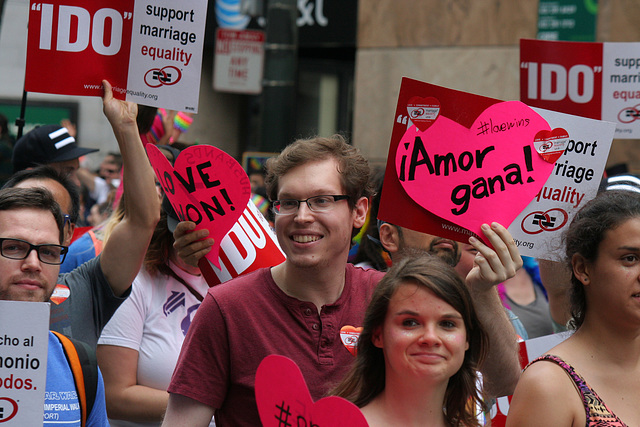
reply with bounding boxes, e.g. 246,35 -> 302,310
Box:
37,4 -> 126,55
523,62 -> 599,104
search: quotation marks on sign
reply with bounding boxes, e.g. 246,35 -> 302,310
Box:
521,62 -> 601,104
31,4 -> 133,19
144,66 -> 182,87
521,208 -> 569,235
32,4 -> 133,55
520,62 -> 602,73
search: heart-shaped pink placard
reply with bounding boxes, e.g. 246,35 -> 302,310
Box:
146,144 -> 251,269
396,101 -> 555,238
255,355 -> 368,427
407,96 -> 441,131
533,128 -> 569,163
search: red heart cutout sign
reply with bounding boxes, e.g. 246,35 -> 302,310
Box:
340,325 -> 363,357
146,144 -> 251,269
396,101 -> 556,238
533,128 -> 569,163
407,96 -> 441,131
255,355 -> 368,427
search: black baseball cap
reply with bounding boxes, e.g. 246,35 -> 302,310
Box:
12,125 -> 99,173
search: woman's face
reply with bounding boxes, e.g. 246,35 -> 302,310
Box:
373,282 -> 468,384
580,217 -> 640,326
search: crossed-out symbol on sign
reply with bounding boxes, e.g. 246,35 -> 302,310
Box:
0,397 -> 19,422
521,208 -> 569,235
410,108 -> 425,118
144,66 -> 182,88
618,105 -> 640,124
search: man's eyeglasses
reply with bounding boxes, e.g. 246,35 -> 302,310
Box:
271,195 -> 350,215
63,214 -> 71,228
0,238 -> 68,265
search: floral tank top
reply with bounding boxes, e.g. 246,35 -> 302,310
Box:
528,355 -> 627,427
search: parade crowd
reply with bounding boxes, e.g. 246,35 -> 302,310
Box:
0,80 -> 638,427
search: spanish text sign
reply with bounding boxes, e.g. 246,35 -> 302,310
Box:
379,78 -> 615,261
0,301 -> 49,426
521,39 -> 640,139
25,0 -> 207,112
396,100 -> 556,238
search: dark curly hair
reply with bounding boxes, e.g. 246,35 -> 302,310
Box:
565,190 -> 640,329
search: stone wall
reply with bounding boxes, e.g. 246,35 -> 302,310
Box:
353,0 -> 640,173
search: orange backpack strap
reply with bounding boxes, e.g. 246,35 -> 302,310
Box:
87,230 -> 103,256
51,331 -> 88,427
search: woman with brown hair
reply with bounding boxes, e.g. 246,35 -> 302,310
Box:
96,145 -> 214,426
332,249 -> 489,426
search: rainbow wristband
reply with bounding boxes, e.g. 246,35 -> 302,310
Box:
174,112 -> 193,133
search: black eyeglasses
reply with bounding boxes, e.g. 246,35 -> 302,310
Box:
271,195 -> 350,215
0,238 -> 68,265
63,214 -> 71,228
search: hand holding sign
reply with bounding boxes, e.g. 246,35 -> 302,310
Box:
255,355 -> 368,427
146,144 -> 251,269
396,100 -> 557,238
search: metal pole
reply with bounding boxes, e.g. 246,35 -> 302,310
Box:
16,89 -> 27,139
259,0 -> 297,152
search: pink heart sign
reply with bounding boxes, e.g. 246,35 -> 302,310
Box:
396,101 -> 555,238
255,355 -> 368,427
146,144 -> 251,269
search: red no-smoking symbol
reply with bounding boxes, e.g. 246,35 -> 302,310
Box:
144,66 -> 182,88
521,208 -> 568,235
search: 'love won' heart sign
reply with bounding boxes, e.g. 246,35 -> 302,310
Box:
146,144 -> 251,269
255,355 -> 368,427
396,101 -> 560,237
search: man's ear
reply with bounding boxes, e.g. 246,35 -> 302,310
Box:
572,253 -> 590,286
372,326 -> 383,349
64,223 -> 76,246
379,223 -> 401,255
352,196 -> 368,229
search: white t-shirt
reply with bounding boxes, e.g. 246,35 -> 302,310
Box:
90,176 -> 113,204
98,261 -> 214,427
